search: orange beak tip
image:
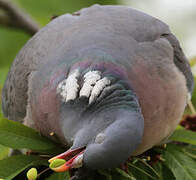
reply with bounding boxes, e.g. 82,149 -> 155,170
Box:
48,157 -> 56,163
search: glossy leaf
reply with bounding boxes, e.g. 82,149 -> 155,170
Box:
46,172 -> 70,180
152,162 -> 175,180
0,144 -> 9,160
182,145 -> 196,159
169,128 -> 196,145
0,117 -> 63,154
115,168 -> 136,180
128,162 -> 156,180
0,155 -> 47,180
162,144 -> 196,180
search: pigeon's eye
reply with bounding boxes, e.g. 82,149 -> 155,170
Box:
95,133 -> 106,144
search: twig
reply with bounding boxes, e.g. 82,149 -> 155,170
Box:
37,167 -> 50,178
128,163 -> 157,180
0,0 -> 40,35
135,158 -> 160,178
188,100 -> 196,115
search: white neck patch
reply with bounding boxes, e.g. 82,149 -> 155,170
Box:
57,69 -> 80,102
80,71 -> 101,98
57,70 -> 111,104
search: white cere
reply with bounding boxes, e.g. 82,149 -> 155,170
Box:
89,77 -> 111,104
80,71 -> 101,98
57,70 -> 111,103
95,133 -> 106,144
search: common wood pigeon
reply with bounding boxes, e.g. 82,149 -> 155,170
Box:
2,5 -> 194,171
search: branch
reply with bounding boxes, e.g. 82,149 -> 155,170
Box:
0,0 -> 40,35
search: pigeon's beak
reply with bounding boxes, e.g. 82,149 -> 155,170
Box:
49,147 -> 85,172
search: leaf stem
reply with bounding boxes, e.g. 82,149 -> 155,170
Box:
136,158 -> 160,178
128,163 -> 157,180
187,100 -> 196,115
37,167 -> 50,178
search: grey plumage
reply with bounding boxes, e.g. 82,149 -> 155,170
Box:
2,5 -> 194,170
2,5 -> 171,121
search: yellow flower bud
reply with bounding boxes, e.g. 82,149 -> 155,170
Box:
27,168 -> 38,180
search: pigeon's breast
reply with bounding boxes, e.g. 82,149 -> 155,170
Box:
29,66 -> 69,145
127,58 -> 188,155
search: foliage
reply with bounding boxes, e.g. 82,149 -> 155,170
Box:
0,155 -> 48,180
162,144 -> 196,180
169,126 -> 196,145
46,172 -> 70,180
0,115 -> 195,179
0,144 -> 8,160
0,116 -> 63,154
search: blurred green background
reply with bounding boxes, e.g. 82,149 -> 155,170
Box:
0,0 -> 196,107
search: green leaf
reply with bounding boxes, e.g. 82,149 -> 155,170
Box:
161,164 -> 176,180
182,145 -> 196,159
0,144 -> 9,160
169,128 -> 196,145
46,172 -> 70,180
152,162 -> 175,180
162,144 -> 196,180
98,169 -> 112,180
128,162 -> 156,180
99,168 -> 137,180
0,155 -> 47,180
134,158 -> 160,179
0,117 -> 63,154
115,168 -> 136,180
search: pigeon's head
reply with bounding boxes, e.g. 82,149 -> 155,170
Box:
49,108 -> 143,171
82,109 -> 143,170
49,68 -> 144,171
